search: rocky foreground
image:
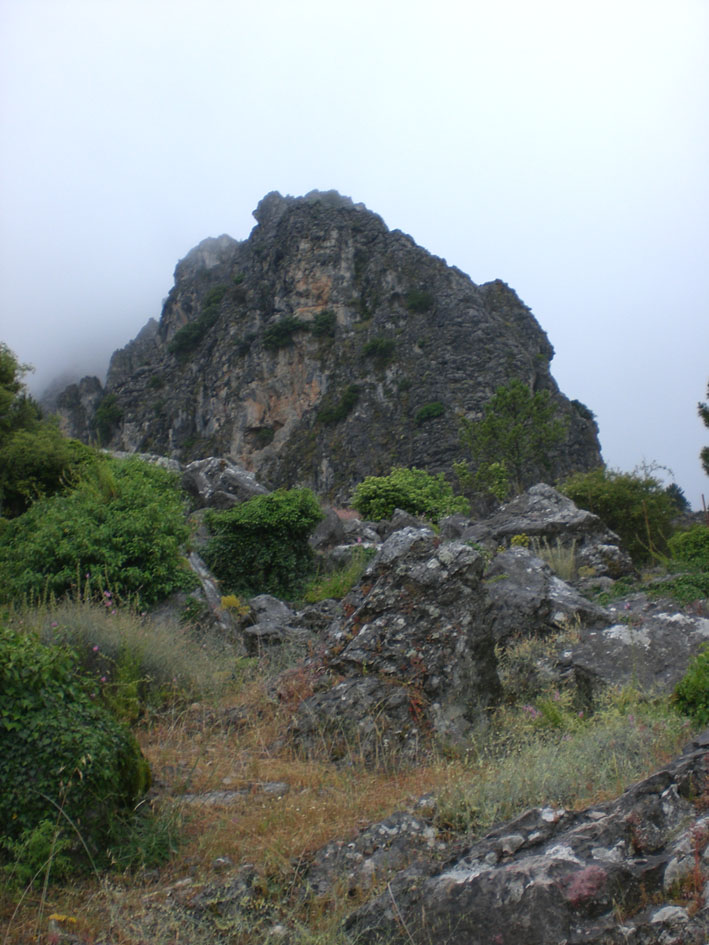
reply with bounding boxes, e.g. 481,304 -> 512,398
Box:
133,461 -> 709,945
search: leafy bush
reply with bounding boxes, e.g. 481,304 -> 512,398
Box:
668,525 -> 709,569
351,466 -> 469,522
317,384 -> 360,424
0,623 -> 150,855
0,343 -> 99,517
362,336 -> 395,366
674,644 -> 709,724
560,466 -> 676,563
0,424 -> 98,518
204,488 -> 323,598
0,457 -> 193,607
415,401 -> 445,425
311,308 -> 337,337
263,316 -> 307,350
405,288 -> 434,313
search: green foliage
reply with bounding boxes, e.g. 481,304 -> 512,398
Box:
92,393 -> 123,445
560,466 -> 676,563
302,546 -> 376,603
362,336 -> 395,366
0,343 -> 100,517
665,482 -> 690,513
204,488 -> 323,598
415,401 -> 445,426
263,316 -> 307,350
0,623 -> 149,854
168,285 -> 228,361
311,308 -> 337,337
0,342 -> 41,440
674,643 -> 709,725
0,457 -> 193,608
458,379 -> 567,498
317,385 -> 360,424
0,424 -> 98,518
669,525 -> 709,569
148,375 -> 165,390
405,288 -> 434,313
350,466 -> 469,522
700,381 -> 709,477
454,458 -> 510,502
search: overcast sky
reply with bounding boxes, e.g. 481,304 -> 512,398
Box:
1,0 -> 707,506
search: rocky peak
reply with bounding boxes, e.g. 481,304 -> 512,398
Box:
52,190 -> 602,500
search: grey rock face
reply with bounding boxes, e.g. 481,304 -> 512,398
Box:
290,529 -> 500,760
344,732 -> 709,944
181,456 -> 268,510
568,595 -> 709,697
485,548 -> 610,644
53,192 -> 602,501
463,483 -> 635,579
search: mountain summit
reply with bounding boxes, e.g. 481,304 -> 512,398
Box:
55,190 -> 601,498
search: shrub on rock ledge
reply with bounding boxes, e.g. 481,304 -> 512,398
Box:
204,487 -> 323,598
351,466 -> 469,522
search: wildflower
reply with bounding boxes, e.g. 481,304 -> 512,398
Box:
578,710 -> 584,718
100,676 -> 107,683
51,621 -> 58,628
103,590 -> 112,598
92,645 -> 99,652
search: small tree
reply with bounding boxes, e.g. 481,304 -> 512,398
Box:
455,379 -> 567,500
699,381 -> 709,478
560,466 -> 676,563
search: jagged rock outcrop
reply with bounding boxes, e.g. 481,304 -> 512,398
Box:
53,190 -> 602,500
344,730 -> 709,945
461,483 -> 636,580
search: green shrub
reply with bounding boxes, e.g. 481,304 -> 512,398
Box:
204,488 -> 323,598
0,457 -> 193,608
674,644 -> 709,724
167,285 -> 228,361
92,393 -> 123,445
415,401 -> 445,426
311,308 -> 337,337
362,336 -> 395,366
405,289 -> 434,313
668,525 -> 709,569
0,623 -> 149,855
0,425 -> 98,518
302,546 -> 376,603
351,466 -> 469,522
560,466 -> 676,563
263,316 -> 307,350
317,385 -> 360,424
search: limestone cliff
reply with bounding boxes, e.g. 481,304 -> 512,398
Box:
55,190 -> 602,499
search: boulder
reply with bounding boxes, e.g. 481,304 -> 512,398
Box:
181,456 -> 268,510
485,548 -> 610,644
462,484 -> 635,580
567,594 -> 709,698
290,528 -> 501,761
345,730 -> 709,945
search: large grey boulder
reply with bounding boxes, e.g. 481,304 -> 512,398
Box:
463,484 -> 635,579
485,548 -> 610,644
290,528 -> 500,761
181,456 -> 268,510
345,730 -> 709,945
568,594 -> 709,697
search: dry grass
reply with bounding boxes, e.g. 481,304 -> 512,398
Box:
0,610 -> 696,945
